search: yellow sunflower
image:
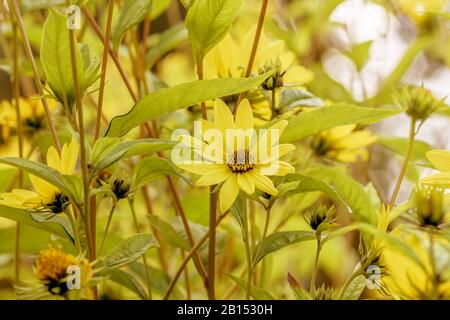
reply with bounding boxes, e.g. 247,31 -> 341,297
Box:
422,150 -> 450,188
204,31 -> 313,122
0,138 -> 79,213
175,99 -> 295,212
311,124 -> 377,163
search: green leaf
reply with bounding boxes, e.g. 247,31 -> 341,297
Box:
254,231 -> 316,265
92,139 -> 176,176
41,10 -> 84,107
110,269 -> 148,300
0,204 -> 73,242
305,166 -> 378,224
280,104 -> 401,143
145,23 -> 188,68
339,274 -> 366,300
227,274 -> 275,300
279,88 -> 324,110
97,233 -> 158,274
106,74 -> 271,137
151,0 -> 171,19
0,157 -> 79,203
112,0 -> 153,48
133,157 -> 188,188
185,0 -> 243,61
147,215 -> 190,250
129,262 -> 181,297
377,136 -> 432,164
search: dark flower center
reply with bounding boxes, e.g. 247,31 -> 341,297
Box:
227,150 -> 254,173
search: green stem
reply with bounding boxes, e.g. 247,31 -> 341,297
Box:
67,0 -> 92,261
94,0 -> 114,140
243,201 -> 252,300
310,232 -> 322,292
128,198 -> 153,300
251,205 -> 271,270
207,191 -> 217,300
8,0 -> 61,152
66,207 -> 82,253
10,7 -> 22,285
99,203 -> 117,256
389,117 -> 416,208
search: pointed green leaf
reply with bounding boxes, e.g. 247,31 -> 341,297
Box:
186,0 -> 243,61
280,104 -> 401,143
41,11 -> 83,107
106,74 -> 271,137
254,231 -> 316,265
97,233 -> 158,274
112,0 -> 153,48
147,215 -> 190,250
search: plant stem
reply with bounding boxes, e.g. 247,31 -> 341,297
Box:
235,0 -> 269,111
310,232 -> 322,292
207,192 -> 218,300
82,7 -> 139,103
163,212 -> 228,300
196,57 -> 207,119
244,208 -> 253,300
66,4 -> 92,261
99,203 -> 117,256
66,207 -> 82,253
8,0 -> 61,152
167,177 -> 208,282
128,198 -> 153,300
94,0 -> 114,140
389,117 -> 416,208
10,8 -> 22,285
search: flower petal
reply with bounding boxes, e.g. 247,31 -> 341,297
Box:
426,150 -> 450,172
177,162 -> 225,175
248,172 -> 278,195
195,168 -> 232,186
422,172 -> 450,188
235,99 -> 254,130
214,99 -> 234,132
219,175 -> 240,212
237,173 -> 255,195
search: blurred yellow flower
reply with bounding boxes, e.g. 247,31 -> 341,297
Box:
35,246 -> 92,297
311,124 -> 377,163
204,31 -> 313,122
422,150 -> 450,188
176,99 -> 295,212
0,138 -> 79,213
382,227 -> 450,299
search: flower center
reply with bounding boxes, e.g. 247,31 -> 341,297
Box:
46,193 -> 70,214
227,150 -> 255,173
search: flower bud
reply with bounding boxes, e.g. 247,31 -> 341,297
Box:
395,86 -> 443,121
414,186 -> 445,227
306,205 -> 336,232
111,174 -> 132,200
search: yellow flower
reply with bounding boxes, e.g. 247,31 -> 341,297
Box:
422,150 -> 450,188
382,227 -> 450,299
311,124 -> 377,163
176,99 -> 295,212
204,31 -> 313,122
35,246 -> 92,297
0,138 -> 79,213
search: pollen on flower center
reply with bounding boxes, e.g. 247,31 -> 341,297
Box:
227,150 -> 255,173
